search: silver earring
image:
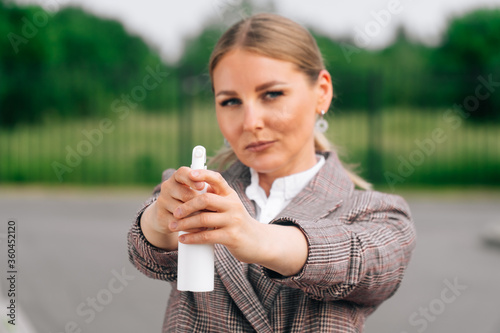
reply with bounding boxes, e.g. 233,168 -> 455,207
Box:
315,110 -> 328,133
224,138 -> 231,148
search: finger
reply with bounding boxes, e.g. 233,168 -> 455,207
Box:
178,228 -> 225,245
168,179 -> 199,204
169,214 -> 210,234
171,211 -> 229,232
156,187 -> 188,226
173,193 -> 227,220
154,197 -> 181,233
157,182 -> 183,213
158,194 -> 183,216
173,167 -> 206,191
188,169 -> 231,195
159,172 -> 204,217
178,227 -> 209,234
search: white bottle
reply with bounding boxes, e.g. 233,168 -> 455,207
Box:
177,146 -> 214,292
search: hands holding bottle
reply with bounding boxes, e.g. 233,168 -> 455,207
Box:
140,167 -> 308,277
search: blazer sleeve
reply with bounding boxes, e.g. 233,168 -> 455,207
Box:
263,190 -> 416,307
127,168 -> 179,282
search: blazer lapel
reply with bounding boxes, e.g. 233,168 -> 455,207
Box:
276,151 -> 354,222
217,164 -> 273,332
215,245 -> 273,333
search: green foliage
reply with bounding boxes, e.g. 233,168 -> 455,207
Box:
177,26 -> 222,95
312,29 -> 433,111
0,3 -> 173,127
431,9 -> 500,121
1,1 -> 500,128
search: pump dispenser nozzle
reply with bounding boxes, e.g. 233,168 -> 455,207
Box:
191,146 -> 207,170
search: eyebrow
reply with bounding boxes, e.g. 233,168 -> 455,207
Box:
215,80 -> 287,97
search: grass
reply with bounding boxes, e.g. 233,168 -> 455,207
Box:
329,107 -> 500,186
0,107 -> 224,184
1,107 -> 499,186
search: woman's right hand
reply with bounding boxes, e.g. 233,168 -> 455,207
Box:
140,167 -> 207,250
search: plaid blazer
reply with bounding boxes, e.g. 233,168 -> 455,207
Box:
128,151 -> 416,332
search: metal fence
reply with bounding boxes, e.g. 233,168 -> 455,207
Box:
1,71 -> 499,189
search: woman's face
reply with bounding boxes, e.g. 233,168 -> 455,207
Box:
213,49 -> 332,178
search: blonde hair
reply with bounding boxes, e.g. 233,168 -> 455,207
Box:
208,13 -> 372,190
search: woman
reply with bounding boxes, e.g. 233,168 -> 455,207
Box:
128,13 -> 416,332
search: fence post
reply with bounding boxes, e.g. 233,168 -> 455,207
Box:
177,68 -> 194,168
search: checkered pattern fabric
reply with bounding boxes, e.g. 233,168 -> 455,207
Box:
128,151 -> 416,332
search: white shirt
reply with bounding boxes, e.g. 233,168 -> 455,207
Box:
245,156 -> 325,224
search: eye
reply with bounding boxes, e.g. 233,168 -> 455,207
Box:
220,98 -> 241,107
263,90 -> 284,100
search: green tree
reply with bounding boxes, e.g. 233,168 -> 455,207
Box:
0,3 -> 172,127
0,3 -> 48,126
432,9 -> 500,121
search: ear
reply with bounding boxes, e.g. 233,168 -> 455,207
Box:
315,69 -> 333,115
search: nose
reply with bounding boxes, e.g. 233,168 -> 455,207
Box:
242,104 -> 264,132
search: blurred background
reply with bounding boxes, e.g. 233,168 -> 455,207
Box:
0,0 -> 499,332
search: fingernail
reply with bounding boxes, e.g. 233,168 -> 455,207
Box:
178,235 -> 185,243
170,221 -> 178,230
191,170 -> 199,177
174,207 -> 182,217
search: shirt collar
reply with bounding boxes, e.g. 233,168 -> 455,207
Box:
245,155 -> 326,202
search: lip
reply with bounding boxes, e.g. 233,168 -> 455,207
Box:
245,140 -> 277,152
